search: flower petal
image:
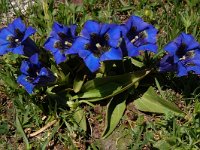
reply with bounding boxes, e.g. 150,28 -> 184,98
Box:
0,28 -> 13,40
81,20 -> 101,39
138,44 -> 158,53
120,25 -> 129,36
44,38 -> 59,53
108,26 -> 122,48
126,42 -> 139,56
177,62 -> 188,76
100,23 -> 113,36
159,55 -> 176,72
12,45 -> 24,55
67,37 -> 89,54
100,48 -> 122,61
20,61 -> 30,75
187,66 -> 200,74
145,27 -> 158,43
17,74 -> 35,94
30,53 -> 39,64
181,32 -> 200,50
22,26 -> 36,41
39,67 -> 49,76
164,41 -> 178,55
125,16 -> 150,32
0,43 -> 10,55
70,24 -> 77,38
53,50 -> 66,64
52,22 -> 66,33
82,52 -> 100,72
10,18 -> 26,33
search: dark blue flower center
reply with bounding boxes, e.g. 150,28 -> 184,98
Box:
54,32 -> 73,54
15,28 -> 24,40
7,29 -> 25,48
176,43 -> 187,58
126,27 -> 147,47
26,64 -> 41,83
85,33 -> 110,57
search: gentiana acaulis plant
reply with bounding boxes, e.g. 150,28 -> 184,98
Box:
0,15 -> 200,94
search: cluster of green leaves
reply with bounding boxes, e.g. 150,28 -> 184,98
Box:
1,0 -> 200,149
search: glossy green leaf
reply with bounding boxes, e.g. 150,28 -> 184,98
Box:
131,58 -> 144,68
102,93 -> 128,139
73,107 -> 87,131
73,74 -> 86,93
78,83 -> 122,99
133,87 -> 183,115
74,70 -> 150,102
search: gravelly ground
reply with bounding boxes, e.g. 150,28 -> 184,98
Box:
1,0 -> 35,26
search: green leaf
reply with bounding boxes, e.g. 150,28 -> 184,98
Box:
102,93 -> 127,139
74,70 -> 150,102
78,83 -> 122,99
73,74 -> 86,93
155,78 -> 165,98
131,58 -> 144,68
133,87 -> 183,115
16,115 -> 30,150
73,107 -> 87,131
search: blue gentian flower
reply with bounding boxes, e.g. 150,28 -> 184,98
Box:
120,16 -> 158,56
159,54 -> 177,73
0,18 -> 37,56
17,54 -> 56,94
44,22 -> 77,64
68,20 -> 122,72
159,33 -> 200,76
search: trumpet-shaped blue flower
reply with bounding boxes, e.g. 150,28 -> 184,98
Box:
159,33 -> 200,76
44,22 -> 77,64
0,18 -> 37,56
68,20 -> 122,72
17,54 -> 56,94
120,16 -> 158,56
159,54 -> 177,73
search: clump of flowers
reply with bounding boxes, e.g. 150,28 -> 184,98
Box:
1,15 -> 200,94
2,14 -> 200,141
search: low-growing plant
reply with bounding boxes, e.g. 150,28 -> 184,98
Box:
1,0 -> 200,149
